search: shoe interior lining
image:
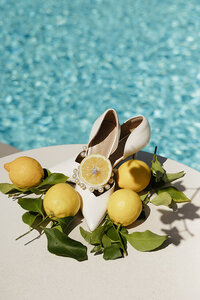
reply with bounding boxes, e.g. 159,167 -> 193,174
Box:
110,116 -> 143,165
120,116 -> 143,138
88,111 -> 117,157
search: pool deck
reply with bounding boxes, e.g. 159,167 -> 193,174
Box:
0,143 -> 20,158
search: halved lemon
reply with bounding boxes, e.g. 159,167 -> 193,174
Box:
79,154 -> 112,187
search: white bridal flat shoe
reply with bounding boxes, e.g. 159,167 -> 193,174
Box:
110,115 -> 151,167
50,108 -> 120,231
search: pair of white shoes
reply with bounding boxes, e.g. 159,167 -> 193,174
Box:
51,109 -> 151,231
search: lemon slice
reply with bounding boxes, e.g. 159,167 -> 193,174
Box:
79,154 -> 112,187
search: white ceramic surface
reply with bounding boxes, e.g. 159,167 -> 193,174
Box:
0,144 -> 200,300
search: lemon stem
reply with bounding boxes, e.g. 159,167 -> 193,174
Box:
117,224 -> 121,231
15,215 -> 50,241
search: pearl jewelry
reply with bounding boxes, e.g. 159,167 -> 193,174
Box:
105,184 -> 110,190
98,187 -> 104,193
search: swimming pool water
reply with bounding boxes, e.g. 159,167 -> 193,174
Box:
0,0 -> 200,171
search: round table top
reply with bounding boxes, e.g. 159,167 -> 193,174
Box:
0,144 -> 200,300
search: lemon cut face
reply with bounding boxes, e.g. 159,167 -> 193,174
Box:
79,154 -> 112,188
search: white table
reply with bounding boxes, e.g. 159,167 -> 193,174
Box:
0,145 -> 200,300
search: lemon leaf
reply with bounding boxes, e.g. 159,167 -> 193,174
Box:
151,148 -> 185,192
140,192 -> 150,205
18,197 -> 44,215
151,151 -> 165,182
163,171 -> 185,183
80,227 -> 93,243
102,234 -> 112,248
123,230 -> 168,252
80,225 -> 105,245
157,187 -> 190,203
105,222 -> 127,254
151,192 -> 172,206
106,226 -> 119,242
43,227 -> 88,261
90,226 -> 106,244
0,183 -> 21,194
22,212 -> 40,227
38,173 -> 68,188
56,216 -> 74,234
103,244 -> 123,260
90,245 -> 102,253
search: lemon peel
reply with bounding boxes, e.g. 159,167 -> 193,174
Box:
4,156 -> 44,188
107,189 -> 142,226
43,183 -> 81,219
117,159 -> 151,192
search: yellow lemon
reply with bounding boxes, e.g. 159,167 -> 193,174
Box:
43,183 -> 81,219
107,189 -> 142,226
4,156 -> 44,188
79,154 -> 112,187
117,159 -> 151,192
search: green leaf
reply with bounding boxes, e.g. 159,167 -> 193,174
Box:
106,226 -> 119,242
151,154 -> 165,182
0,183 -> 21,194
123,230 -> 168,252
102,234 -> 112,248
27,187 -> 44,195
120,227 -> 128,250
51,224 -> 63,232
56,216 -> 74,234
103,244 -> 123,260
18,197 -> 44,215
43,227 -> 88,261
140,192 -> 150,205
44,169 -> 52,177
91,244 -> 102,253
151,192 -> 172,206
38,173 -> 68,188
22,212 -> 40,227
106,224 -> 127,254
90,225 -> 105,245
163,171 -> 185,183
80,227 -> 93,243
158,187 -> 190,203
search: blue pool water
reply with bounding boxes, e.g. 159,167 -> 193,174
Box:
0,0 -> 200,171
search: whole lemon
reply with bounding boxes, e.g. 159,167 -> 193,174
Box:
107,189 -> 142,226
43,183 -> 81,219
4,156 -> 44,188
117,159 -> 151,192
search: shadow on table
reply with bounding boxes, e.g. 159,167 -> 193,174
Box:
159,200 -> 200,247
137,150 -> 167,166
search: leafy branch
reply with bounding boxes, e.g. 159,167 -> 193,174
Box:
140,146 -> 190,208
0,147 -> 191,261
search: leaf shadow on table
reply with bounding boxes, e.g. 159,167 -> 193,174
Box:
64,211 -> 84,235
137,151 -> 168,167
158,188 -> 200,248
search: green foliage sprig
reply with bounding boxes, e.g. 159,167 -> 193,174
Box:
0,148 -> 191,261
140,146 -> 190,208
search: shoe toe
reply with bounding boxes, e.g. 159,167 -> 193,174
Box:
76,184 -> 115,231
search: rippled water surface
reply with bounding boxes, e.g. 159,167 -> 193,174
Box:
0,0 -> 200,171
